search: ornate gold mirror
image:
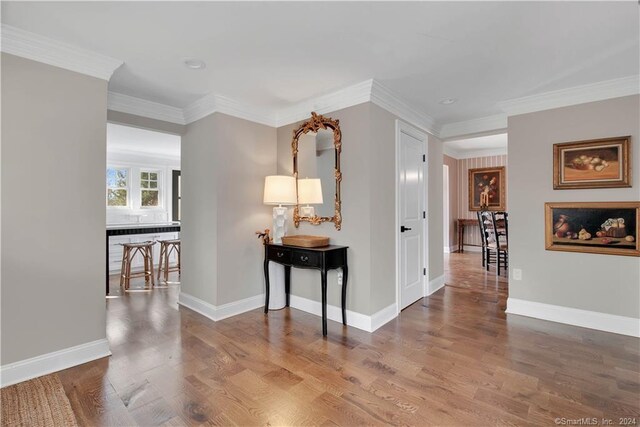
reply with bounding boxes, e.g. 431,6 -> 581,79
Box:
292,112 -> 342,230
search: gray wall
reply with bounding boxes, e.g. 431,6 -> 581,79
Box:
1,53 -> 108,364
181,112 -> 275,307
508,95 -> 640,318
276,103 -> 444,315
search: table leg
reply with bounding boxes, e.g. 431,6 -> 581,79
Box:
459,224 -> 465,253
263,259 -> 270,313
284,265 -> 291,307
341,265 -> 348,326
321,269 -> 328,336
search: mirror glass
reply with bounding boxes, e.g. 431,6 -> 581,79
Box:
297,129 -> 336,218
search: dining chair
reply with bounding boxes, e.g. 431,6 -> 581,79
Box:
490,211 -> 509,276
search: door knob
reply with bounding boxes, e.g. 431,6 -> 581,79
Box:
400,226 -> 412,232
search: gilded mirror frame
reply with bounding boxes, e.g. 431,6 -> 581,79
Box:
292,112 -> 342,230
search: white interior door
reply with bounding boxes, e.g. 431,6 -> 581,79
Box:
398,123 -> 426,311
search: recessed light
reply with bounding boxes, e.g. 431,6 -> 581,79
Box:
184,59 -> 206,70
439,98 -> 457,105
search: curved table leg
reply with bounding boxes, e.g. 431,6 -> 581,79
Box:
264,259 -> 270,313
341,266 -> 348,325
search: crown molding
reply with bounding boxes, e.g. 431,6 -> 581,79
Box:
439,113 -> 507,140
370,80 -> 440,136
498,75 -> 640,116
1,24 -> 122,81
108,92 -> 186,124
274,80 -> 374,127
182,93 -> 276,126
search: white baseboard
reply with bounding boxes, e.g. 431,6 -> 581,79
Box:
506,298 -> 640,338
289,295 -> 396,333
462,245 -> 482,253
443,246 -> 454,254
0,339 -> 111,388
426,274 -> 445,296
178,292 -> 264,322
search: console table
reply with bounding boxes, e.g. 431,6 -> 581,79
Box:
456,219 -> 479,252
263,243 -> 348,336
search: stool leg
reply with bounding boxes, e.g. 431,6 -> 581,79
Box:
177,244 -> 181,277
120,247 -> 127,288
148,245 -> 155,288
164,245 -> 170,283
157,243 -> 164,282
125,248 -> 133,290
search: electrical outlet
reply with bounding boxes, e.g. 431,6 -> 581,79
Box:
513,269 -> 522,281
337,271 -> 343,286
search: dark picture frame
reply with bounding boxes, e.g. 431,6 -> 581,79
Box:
545,202 -> 639,257
468,166 -> 506,211
553,136 -> 631,190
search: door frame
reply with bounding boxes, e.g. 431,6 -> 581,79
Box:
395,120 -> 429,315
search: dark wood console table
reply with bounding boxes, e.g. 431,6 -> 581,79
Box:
456,219 -> 479,252
263,243 -> 348,336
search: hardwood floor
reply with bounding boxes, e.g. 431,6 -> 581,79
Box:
55,253 -> 639,426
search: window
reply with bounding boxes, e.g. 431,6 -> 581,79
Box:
140,171 -> 160,207
106,168 -> 129,207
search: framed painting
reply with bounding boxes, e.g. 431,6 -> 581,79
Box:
468,166 -> 506,211
545,202 -> 640,257
553,136 -> 631,189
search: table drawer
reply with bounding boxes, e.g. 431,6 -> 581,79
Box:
267,246 -> 292,263
292,250 -> 322,268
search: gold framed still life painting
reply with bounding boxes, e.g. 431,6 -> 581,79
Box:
553,136 -> 631,190
468,166 -> 506,211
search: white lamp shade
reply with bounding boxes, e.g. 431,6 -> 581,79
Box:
298,178 -> 323,205
263,175 -> 297,205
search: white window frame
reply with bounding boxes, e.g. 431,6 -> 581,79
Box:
139,169 -> 163,209
106,166 -> 130,209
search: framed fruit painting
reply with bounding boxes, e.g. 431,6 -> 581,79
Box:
553,136 -> 631,189
545,202 -> 639,257
468,166 -> 506,211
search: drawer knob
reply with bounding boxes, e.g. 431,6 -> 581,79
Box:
277,252 -> 284,258
300,255 -> 309,262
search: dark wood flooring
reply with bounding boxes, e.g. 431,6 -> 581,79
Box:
53,253 -> 639,426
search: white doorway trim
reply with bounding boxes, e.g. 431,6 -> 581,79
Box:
443,164 -> 450,253
395,120 -> 429,315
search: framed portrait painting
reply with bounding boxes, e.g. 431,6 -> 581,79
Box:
545,202 -> 640,257
553,136 -> 631,189
468,166 -> 506,211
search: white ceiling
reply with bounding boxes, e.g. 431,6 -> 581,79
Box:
107,123 -> 180,158
2,2 -> 638,125
444,133 -> 507,158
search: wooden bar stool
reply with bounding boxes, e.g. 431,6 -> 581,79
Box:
119,241 -> 155,291
157,239 -> 180,285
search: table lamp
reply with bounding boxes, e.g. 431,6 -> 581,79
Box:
298,178 -> 323,217
263,175 -> 297,244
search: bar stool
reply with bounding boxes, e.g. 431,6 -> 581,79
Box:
119,241 -> 155,291
157,239 -> 180,285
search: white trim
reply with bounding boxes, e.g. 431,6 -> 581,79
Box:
0,339 -> 111,388
289,295 -> 396,333
462,245 -> 483,253
182,93 -> 276,126
506,298 -> 640,338
395,120 -> 429,315
370,303 -> 399,332
498,75 -> 640,116
1,24 -> 122,81
275,80 -> 374,127
371,80 -> 439,136
426,274 -> 445,296
443,246 -> 455,254
178,292 -> 264,322
439,114 -> 507,139
443,147 -> 508,160
108,92 -> 186,124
